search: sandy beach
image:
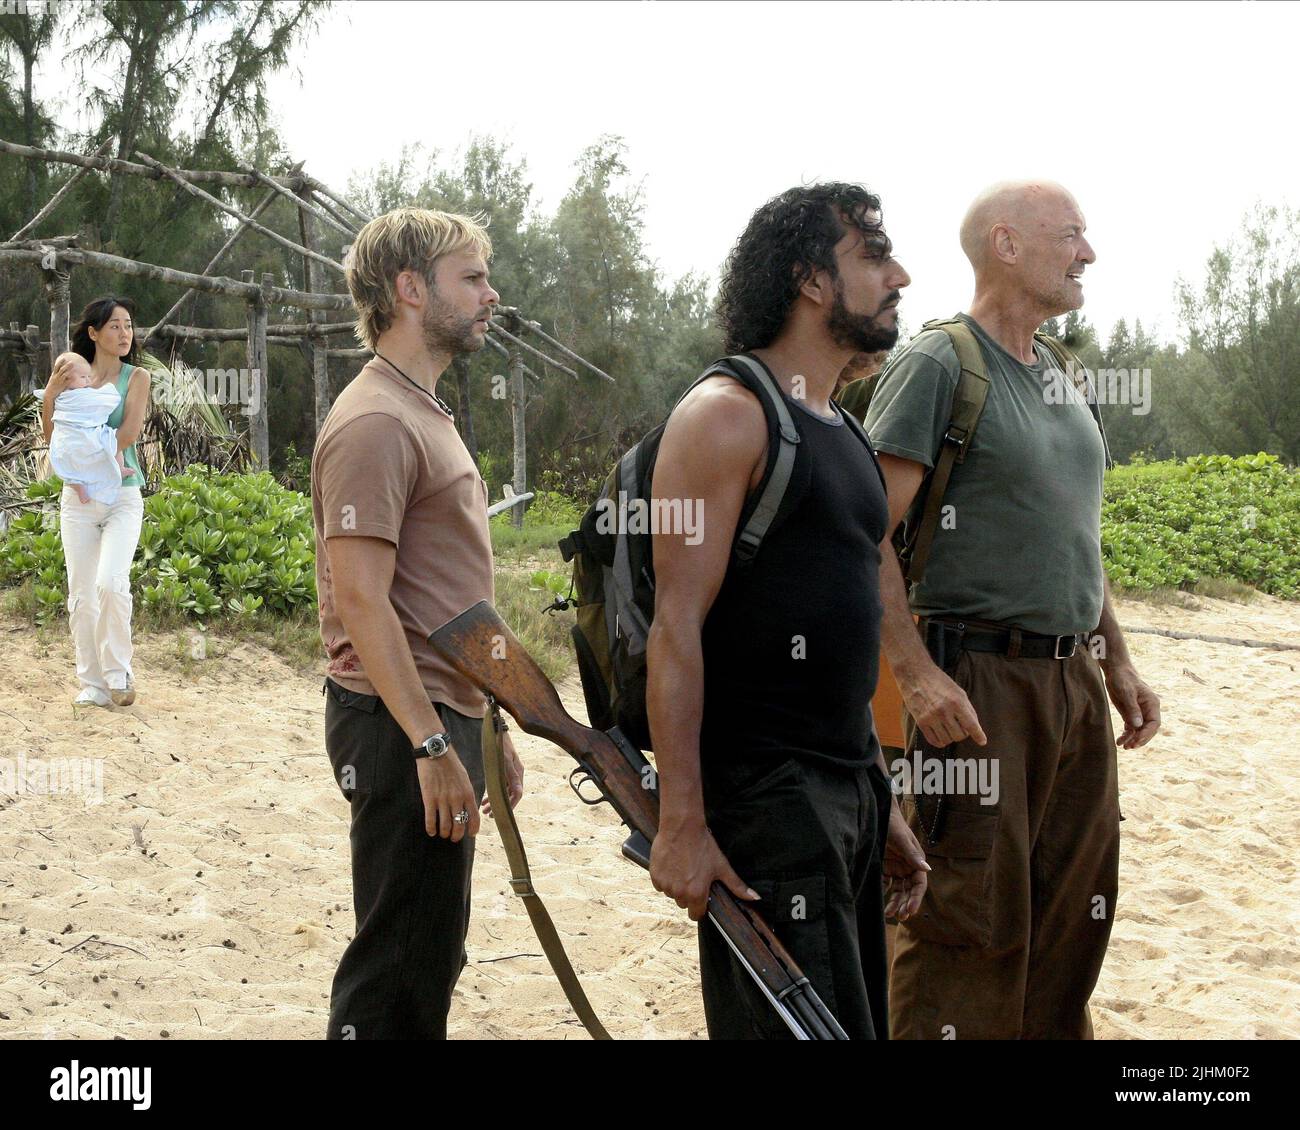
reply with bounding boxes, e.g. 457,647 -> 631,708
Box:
1,593 -> 1296,1040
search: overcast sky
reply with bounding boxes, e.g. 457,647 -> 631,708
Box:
39,0 -> 1300,346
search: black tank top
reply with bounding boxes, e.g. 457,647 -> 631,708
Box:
699,381 -> 888,770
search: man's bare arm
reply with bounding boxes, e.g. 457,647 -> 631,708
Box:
1093,576 -> 1161,748
876,452 -> 986,748
328,535 -> 480,840
646,378 -> 766,920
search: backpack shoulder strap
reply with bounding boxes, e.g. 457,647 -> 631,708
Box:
1034,333 -> 1115,469
905,318 -> 991,585
688,354 -> 802,564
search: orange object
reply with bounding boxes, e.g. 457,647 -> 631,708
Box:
872,648 -> 907,753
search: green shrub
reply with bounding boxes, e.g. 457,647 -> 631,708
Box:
0,479 -> 65,621
498,489 -> 584,530
1102,454 -> 1299,598
278,440 -> 312,494
538,460 -> 606,507
489,489 -> 584,559
0,465 -> 316,623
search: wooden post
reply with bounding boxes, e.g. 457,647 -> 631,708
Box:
488,320 -> 578,378
243,269 -> 270,468
10,322 -> 38,395
43,264 -> 70,367
297,185 -> 332,436
22,323 -> 39,394
509,349 -> 527,528
247,166 -> 357,240
453,355 -> 477,466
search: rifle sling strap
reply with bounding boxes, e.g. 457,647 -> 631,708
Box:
481,704 -> 614,1040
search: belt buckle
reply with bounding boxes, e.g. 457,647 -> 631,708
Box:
1054,634 -> 1076,660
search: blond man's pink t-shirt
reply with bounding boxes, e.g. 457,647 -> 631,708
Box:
311,357 -> 493,717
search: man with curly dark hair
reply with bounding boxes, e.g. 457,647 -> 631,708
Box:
646,183 -> 930,1039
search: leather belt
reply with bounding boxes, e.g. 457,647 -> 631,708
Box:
924,617 -> 1087,660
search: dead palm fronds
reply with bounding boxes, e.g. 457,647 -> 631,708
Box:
135,346 -> 253,480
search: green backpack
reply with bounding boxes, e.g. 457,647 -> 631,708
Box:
835,316 -> 1112,586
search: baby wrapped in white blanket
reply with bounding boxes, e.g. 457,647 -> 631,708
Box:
45,352 -> 130,505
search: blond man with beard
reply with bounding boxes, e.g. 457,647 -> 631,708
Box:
313,208 -> 525,1039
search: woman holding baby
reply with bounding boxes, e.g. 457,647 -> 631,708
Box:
39,296 -> 151,708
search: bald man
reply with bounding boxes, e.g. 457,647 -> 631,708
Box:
864,181 -> 1160,1039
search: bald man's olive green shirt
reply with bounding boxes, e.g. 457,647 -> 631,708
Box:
863,314 -> 1107,636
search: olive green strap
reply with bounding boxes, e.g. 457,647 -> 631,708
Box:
1035,334 -> 1114,469
481,704 -> 614,1040
905,319 -> 989,586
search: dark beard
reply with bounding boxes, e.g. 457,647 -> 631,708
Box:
828,283 -> 899,353
422,294 -> 484,357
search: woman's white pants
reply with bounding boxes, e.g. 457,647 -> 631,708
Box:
59,484 -> 143,693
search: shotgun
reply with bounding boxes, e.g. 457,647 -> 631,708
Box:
428,599 -> 848,1040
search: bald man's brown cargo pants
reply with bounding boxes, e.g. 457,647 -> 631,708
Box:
889,619 -> 1121,1040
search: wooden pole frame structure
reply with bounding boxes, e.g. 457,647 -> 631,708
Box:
509,347 -> 528,529
0,323 -> 42,395
243,270 -> 271,469
9,138 -> 114,242
1,138 -> 612,494
295,182 -> 334,436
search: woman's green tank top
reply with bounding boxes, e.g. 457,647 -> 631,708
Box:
105,363 -> 143,488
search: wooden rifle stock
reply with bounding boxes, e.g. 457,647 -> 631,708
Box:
428,600 -> 848,1040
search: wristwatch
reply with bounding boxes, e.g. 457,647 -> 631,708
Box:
414,731 -> 453,760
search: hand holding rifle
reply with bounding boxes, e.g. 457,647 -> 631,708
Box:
650,816 -> 759,922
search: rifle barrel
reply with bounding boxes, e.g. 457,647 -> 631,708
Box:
786,984 -> 835,1041
705,908 -> 810,1040
806,986 -> 851,1040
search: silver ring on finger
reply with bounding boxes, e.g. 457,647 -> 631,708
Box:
453,809 -> 470,825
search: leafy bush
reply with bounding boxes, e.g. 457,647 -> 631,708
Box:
538,459 -> 607,507
278,440 -> 312,494
1102,454 -> 1299,597
0,466 -> 317,622
489,489 -> 585,559
530,568 -> 572,597
500,489 -> 584,530
0,478 -> 66,620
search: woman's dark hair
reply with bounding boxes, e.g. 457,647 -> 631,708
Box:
70,296 -> 140,365
716,183 -> 886,353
